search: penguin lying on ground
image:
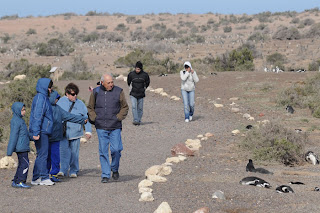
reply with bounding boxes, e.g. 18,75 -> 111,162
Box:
305,151 -> 319,165
246,159 -> 273,174
289,181 -> 304,185
276,185 -> 294,193
240,176 -> 271,188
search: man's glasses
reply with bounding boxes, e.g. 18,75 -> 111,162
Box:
69,92 -> 77,96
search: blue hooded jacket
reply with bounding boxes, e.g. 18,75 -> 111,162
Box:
29,78 -> 53,137
7,102 -> 31,156
49,90 -> 87,142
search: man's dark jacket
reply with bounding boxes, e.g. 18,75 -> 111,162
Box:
127,70 -> 150,99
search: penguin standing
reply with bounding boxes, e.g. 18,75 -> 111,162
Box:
305,151 -> 319,165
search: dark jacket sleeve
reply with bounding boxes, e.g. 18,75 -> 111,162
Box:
87,92 -> 97,123
59,105 -> 86,124
7,120 -> 19,156
145,72 -> 150,88
127,72 -> 132,86
116,90 -> 129,121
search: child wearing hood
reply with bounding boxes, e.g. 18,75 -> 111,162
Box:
47,90 -> 87,182
7,102 -> 32,188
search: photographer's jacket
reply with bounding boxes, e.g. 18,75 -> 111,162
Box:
127,70 -> 150,99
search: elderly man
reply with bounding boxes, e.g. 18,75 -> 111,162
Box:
87,74 -> 129,183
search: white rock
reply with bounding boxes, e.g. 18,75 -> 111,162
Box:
185,139 -> 202,151
214,104 -> 224,108
158,165 -> 172,176
230,102 -> 236,106
232,129 -> 240,135
231,108 -> 240,113
170,96 -> 180,101
145,165 -> 162,176
243,113 -> 251,119
201,137 -> 208,141
197,134 -> 204,138
139,187 -> 153,194
160,92 -> 169,97
166,157 -> 181,163
139,192 -> 154,202
0,156 -> 17,169
138,179 -> 153,188
204,132 -> 214,137
147,175 -> 167,182
154,202 -> 172,213
178,155 -> 187,161
248,116 -> 255,121
212,190 -> 226,200
13,74 -> 26,81
154,88 -> 164,94
229,97 -> 240,101
123,77 -> 127,82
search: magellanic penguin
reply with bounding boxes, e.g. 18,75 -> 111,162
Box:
246,159 -> 273,174
305,151 -> 319,165
289,181 -> 304,185
240,176 -> 271,188
276,185 -> 294,193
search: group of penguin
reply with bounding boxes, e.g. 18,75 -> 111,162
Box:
240,158 -> 319,193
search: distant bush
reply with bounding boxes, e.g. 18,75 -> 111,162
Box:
266,52 -> 287,69
26,28 -> 37,35
130,29 -> 153,41
254,11 -> 272,22
36,38 -> 74,56
96,25 -> 108,30
85,11 -> 110,16
126,16 -> 137,24
207,18 -> 215,25
223,26 -> 232,33
308,59 -> 320,71
82,31 -> 99,42
0,47 -> 7,53
70,55 -> 88,73
305,23 -> 320,38
301,18 -> 315,26
240,121 -> 306,165
152,23 -> 167,31
272,26 -> 301,40
1,14 -> 19,20
291,17 -> 300,24
100,32 -> 124,42
1,33 -> 11,44
115,23 -> 128,32
177,34 -> 205,44
238,15 -> 253,23
68,27 -> 79,38
59,72 -> 98,80
143,42 -> 175,54
254,23 -> 268,31
247,32 -> 268,41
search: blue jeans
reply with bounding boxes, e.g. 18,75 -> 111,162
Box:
181,89 -> 195,119
96,129 -> 123,178
13,152 -> 29,183
47,141 -> 60,175
59,137 -> 80,176
130,95 -> 144,123
32,133 -> 49,181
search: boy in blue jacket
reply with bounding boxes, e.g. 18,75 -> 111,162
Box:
47,90 -> 87,182
7,102 -> 32,188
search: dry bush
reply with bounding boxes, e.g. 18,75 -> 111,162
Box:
240,121 -> 307,165
272,26 -> 301,40
305,23 -> 320,38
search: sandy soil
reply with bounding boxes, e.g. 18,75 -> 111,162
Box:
1,71 -> 320,213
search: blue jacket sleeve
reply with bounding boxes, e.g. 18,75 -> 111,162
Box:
30,95 -> 46,136
7,121 -> 19,156
59,105 -> 86,124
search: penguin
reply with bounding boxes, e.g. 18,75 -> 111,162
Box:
246,125 -> 253,130
276,185 -> 294,193
286,105 -> 295,114
240,176 -> 271,188
245,159 -> 273,174
289,181 -> 305,185
305,151 -> 319,165
314,187 -> 319,191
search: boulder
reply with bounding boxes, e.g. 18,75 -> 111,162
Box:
13,74 -> 26,81
138,179 -> 153,188
231,108 -> 240,113
185,139 -> 202,151
171,143 -> 194,156
139,192 -> 154,202
193,207 -> 210,213
154,88 -> 164,94
166,157 -> 181,163
147,175 -> 167,182
139,187 -> 153,194
0,156 -> 17,169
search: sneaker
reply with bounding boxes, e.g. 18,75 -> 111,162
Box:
50,175 -> 61,182
57,171 -> 65,177
185,119 -> 189,122
15,182 -> 31,189
11,181 -> 17,188
133,121 -> 140,126
101,177 -> 109,183
70,173 -> 77,178
40,178 -> 55,186
31,178 -> 41,185
112,171 -> 119,181
189,116 -> 193,121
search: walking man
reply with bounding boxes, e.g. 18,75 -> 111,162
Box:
127,61 -> 150,125
87,74 -> 129,183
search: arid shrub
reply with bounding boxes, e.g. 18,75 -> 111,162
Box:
115,23 -> 128,32
254,11 -> 272,23
1,33 -> 11,44
240,121 -> 307,165
36,38 -> 74,56
266,52 -> 287,68
1,14 -> 18,20
223,26 -> 232,33
82,31 -> 99,42
305,23 -> 320,38
143,42 -> 175,54
238,15 -> 253,23
96,25 -> 107,30
254,23 -> 268,31
26,28 -> 37,35
59,71 -> 98,80
100,32 -> 124,42
291,17 -> 300,24
272,26 -> 301,40
308,59 -> 320,71
151,23 -> 167,31
126,16 -> 137,24
301,18 -> 315,26
247,32 -> 268,41
71,55 -> 88,73
5,59 -> 51,79
177,34 -> 205,44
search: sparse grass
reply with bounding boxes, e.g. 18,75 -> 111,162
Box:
240,121 -> 307,165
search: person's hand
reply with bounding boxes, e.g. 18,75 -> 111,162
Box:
33,135 -> 40,140
190,69 -> 194,74
85,134 -> 91,139
84,119 -> 88,124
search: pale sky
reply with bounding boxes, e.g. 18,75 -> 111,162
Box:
0,0 -> 319,17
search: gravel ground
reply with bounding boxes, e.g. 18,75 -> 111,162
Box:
1,72 -> 320,213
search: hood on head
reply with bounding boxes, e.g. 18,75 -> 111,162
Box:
49,90 -> 60,105
11,102 -> 24,117
183,61 -> 192,70
36,78 -> 52,96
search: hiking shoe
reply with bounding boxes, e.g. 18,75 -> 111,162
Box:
185,119 -> 189,122
15,182 -> 31,189
50,175 -> 61,182
189,116 -> 193,121
112,171 -> 119,181
70,173 -> 77,178
101,177 -> 109,183
57,171 -> 65,177
31,178 -> 41,185
133,121 -> 140,126
11,181 -> 17,188
40,178 -> 55,186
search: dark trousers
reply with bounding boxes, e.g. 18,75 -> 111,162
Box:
47,141 -> 60,175
13,152 -> 29,184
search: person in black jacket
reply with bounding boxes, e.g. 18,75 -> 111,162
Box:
127,61 -> 150,125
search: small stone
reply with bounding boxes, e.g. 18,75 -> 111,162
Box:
232,129 -> 240,135
138,179 -> 153,188
212,190 -> 226,200
193,207 -> 210,213
154,202 -> 172,213
139,192 -> 154,202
